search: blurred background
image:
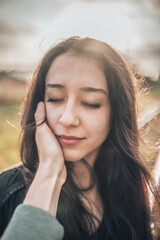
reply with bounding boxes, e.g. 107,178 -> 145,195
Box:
0,0 -> 160,237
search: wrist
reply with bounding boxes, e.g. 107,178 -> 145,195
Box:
38,157 -> 65,179
23,162 -> 65,215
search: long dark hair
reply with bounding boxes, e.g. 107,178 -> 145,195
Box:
20,36 -> 159,240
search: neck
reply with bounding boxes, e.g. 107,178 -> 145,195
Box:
72,159 -> 96,190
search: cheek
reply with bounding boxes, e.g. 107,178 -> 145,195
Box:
45,105 -> 59,130
91,107 -> 110,127
90,108 -> 110,139
94,119 -> 110,136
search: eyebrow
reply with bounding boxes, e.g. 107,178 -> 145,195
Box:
80,87 -> 107,96
46,83 -> 107,96
46,83 -> 65,89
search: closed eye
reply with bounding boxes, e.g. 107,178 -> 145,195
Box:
82,102 -> 101,109
47,98 -> 101,109
47,98 -> 64,103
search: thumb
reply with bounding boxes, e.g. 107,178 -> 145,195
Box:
34,102 -> 46,126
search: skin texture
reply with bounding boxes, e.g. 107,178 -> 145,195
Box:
45,53 -> 111,166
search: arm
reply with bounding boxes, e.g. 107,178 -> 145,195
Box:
24,101 -> 67,216
23,158 -> 65,217
1,102 -> 66,240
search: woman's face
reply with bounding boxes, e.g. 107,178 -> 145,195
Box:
45,53 -> 110,166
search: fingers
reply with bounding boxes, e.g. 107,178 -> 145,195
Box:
34,102 -> 46,126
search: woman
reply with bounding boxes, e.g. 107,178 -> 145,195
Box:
0,36 -> 159,240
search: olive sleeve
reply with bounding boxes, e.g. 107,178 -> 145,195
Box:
1,204 -> 64,240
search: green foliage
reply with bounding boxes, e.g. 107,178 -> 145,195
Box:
0,102 -> 21,170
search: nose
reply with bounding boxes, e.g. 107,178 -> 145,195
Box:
59,101 -> 80,127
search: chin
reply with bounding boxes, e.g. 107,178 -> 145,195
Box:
64,156 -> 82,162
63,152 -> 82,162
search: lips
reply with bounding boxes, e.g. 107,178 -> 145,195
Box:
59,135 -> 84,140
57,135 -> 85,145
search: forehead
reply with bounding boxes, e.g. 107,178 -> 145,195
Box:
45,53 -> 108,90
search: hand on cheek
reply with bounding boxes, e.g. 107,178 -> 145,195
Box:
34,102 -> 66,181
23,102 -> 66,215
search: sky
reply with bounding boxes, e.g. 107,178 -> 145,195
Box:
0,0 -> 159,79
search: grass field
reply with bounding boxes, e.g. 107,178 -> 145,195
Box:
0,102 -> 21,170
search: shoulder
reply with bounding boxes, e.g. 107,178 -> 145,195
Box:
0,164 -> 31,237
0,163 -> 26,207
